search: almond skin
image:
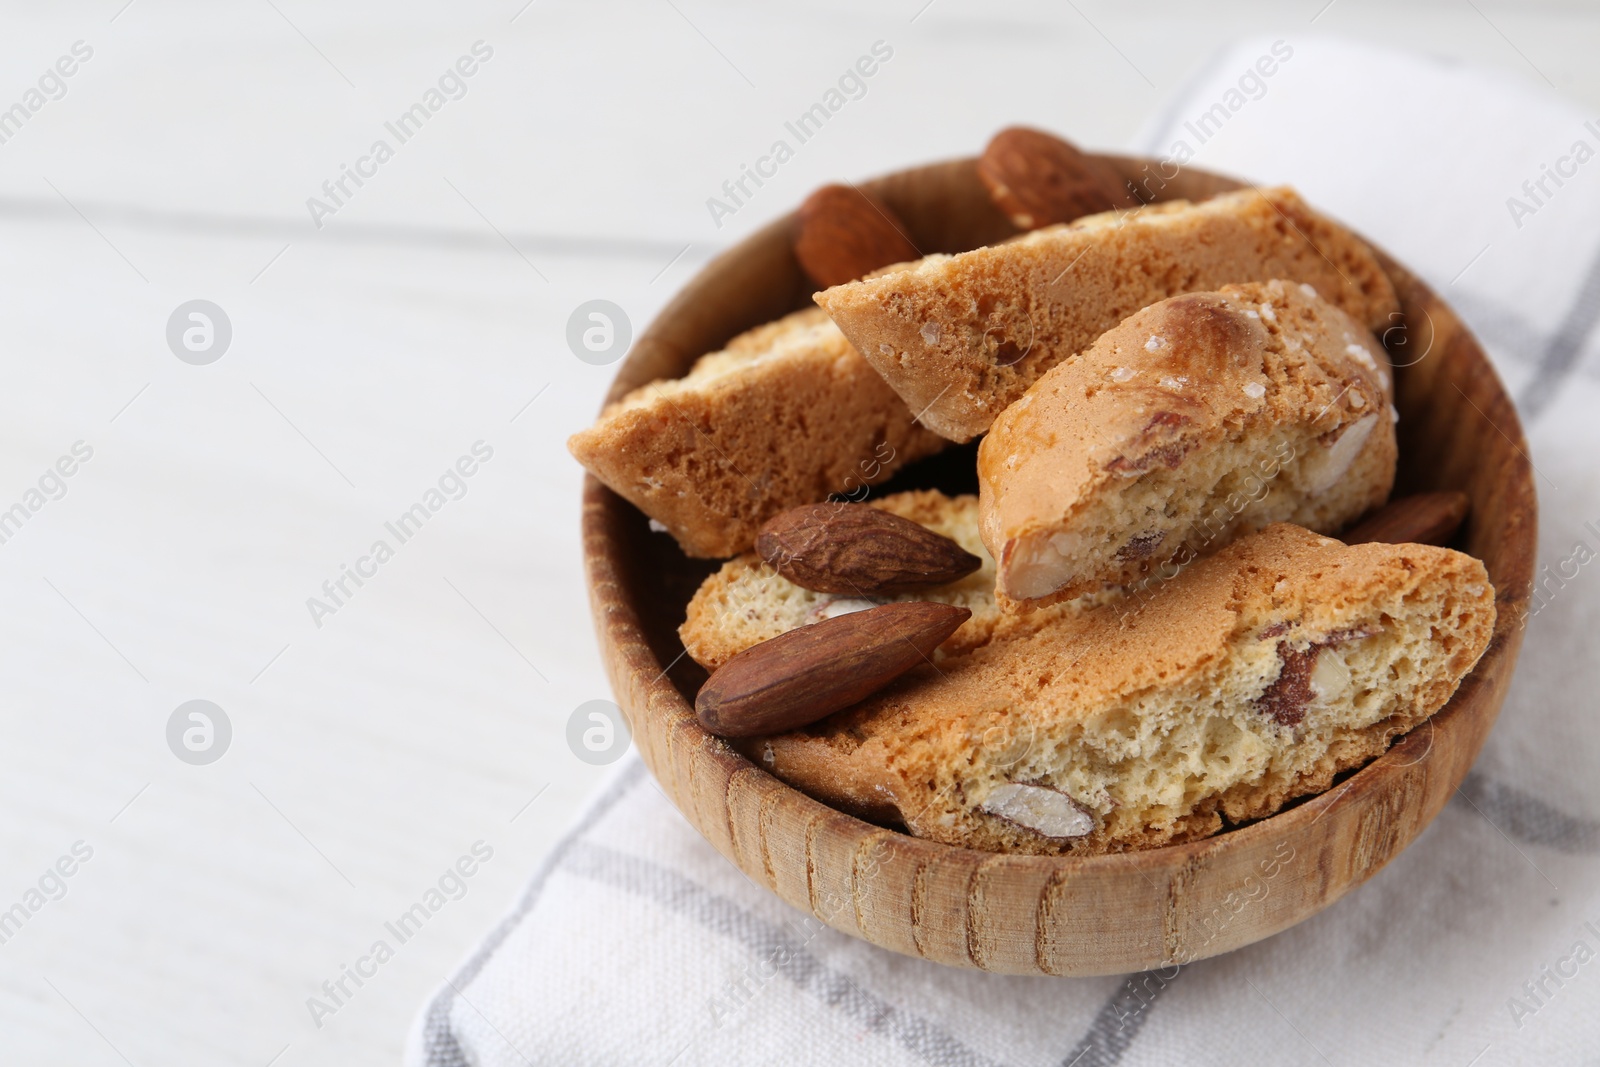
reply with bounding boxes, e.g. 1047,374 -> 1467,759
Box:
1342,491 -> 1469,546
1253,641 -> 1320,727
977,126 -> 1138,230
1254,624 -> 1381,726
756,502 -> 983,594
793,184 -> 921,289
695,601 -> 970,738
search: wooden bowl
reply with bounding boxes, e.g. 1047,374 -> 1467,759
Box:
580,156 -> 1537,975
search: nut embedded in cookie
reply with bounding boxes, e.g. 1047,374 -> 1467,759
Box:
742,524 -> 1497,856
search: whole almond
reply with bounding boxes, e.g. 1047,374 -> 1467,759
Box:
695,601 -> 970,738
794,184 -> 921,290
756,502 -> 983,594
977,126 -> 1138,230
1341,491 -> 1469,546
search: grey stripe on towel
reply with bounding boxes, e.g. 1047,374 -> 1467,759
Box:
1457,771 -> 1600,855
1057,967 -> 1182,1067
564,840 -> 1007,1067
1517,243 -> 1600,420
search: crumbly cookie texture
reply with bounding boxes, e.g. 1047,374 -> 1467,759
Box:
979,281 -> 1396,609
567,308 -> 947,559
680,490 -> 1107,670
742,524 -> 1495,856
814,186 -> 1400,443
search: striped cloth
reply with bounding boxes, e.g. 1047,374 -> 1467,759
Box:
408,37 -> 1600,1067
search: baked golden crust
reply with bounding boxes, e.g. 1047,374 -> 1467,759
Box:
742,524 -> 1495,855
815,186 -> 1400,442
567,309 -> 947,558
978,281 -> 1396,608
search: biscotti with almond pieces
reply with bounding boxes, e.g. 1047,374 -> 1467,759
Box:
979,280 -> 1396,609
743,523 -> 1495,856
567,308 -> 947,558
680,489 -> 1112,670
815,186 -> 1399,442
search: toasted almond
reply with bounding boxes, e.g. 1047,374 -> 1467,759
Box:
1254,624 -> 1382,727
793,184 -> 921,290
1341,490 -> 1469,546
977,127 -> 1138,230
695,601 -> 970,738
756,502 -> 982,595
1253,642 -> 1320,727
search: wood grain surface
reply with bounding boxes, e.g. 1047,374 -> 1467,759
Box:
580,156 -> 1537,976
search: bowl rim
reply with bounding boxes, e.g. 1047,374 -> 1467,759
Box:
579,152 -> 1538,973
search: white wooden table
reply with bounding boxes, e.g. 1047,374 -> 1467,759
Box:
1,3 -> 1595,1063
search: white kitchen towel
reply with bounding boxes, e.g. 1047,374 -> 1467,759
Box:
407,36 -> 1600,1067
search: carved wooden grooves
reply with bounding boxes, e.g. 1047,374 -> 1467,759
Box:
579,155 -> 1537,975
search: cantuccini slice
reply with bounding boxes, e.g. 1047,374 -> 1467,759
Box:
978,281 -> 1396,608
743,524 -> 1495,855
568,309 -> 946,558
815,186 -> 1399,442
